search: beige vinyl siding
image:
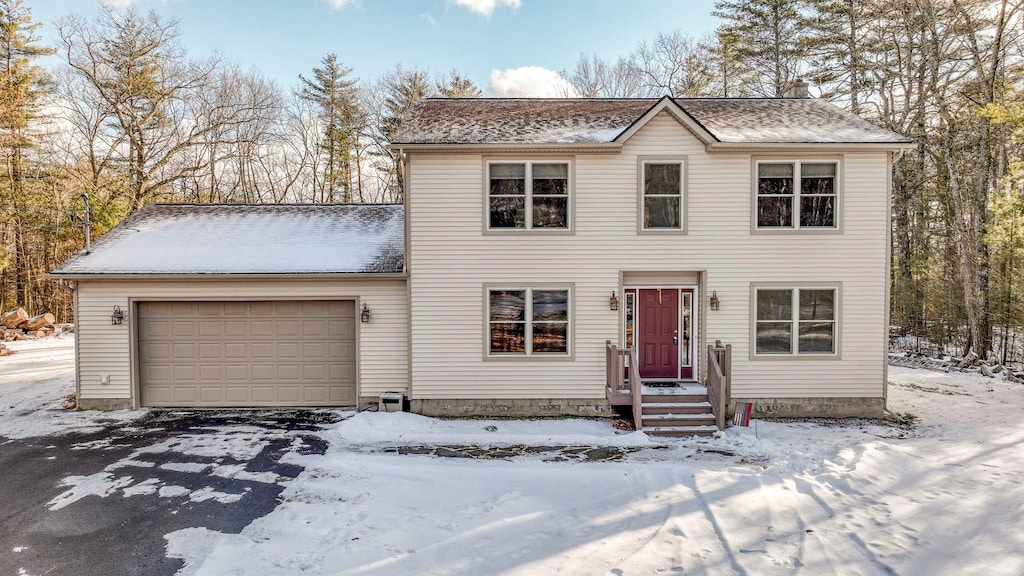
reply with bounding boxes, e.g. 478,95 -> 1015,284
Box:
408,111 -> 887,401
75,278 -> 407,404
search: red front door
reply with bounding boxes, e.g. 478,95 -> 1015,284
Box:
638,289 -> 679,379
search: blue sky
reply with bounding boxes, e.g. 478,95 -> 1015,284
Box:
29,0 -> 721,95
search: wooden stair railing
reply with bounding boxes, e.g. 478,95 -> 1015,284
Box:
706,341 -> 732,430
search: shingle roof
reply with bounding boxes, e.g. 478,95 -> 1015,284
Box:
51,204 -> 405,276
391,97 -> 912,145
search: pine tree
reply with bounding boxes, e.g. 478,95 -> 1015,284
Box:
0,0 -> 53,309
711,0 -> 809,97
435,70 -> 481,98
299,53 -> 360,203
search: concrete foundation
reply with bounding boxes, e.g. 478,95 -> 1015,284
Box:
730,397 -> 885,419
78,398 -> 133,411
410,398 -> 613,418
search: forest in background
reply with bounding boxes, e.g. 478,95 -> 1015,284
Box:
1,0 -> 1022,364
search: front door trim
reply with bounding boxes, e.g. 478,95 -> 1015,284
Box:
623,285 -> 699,382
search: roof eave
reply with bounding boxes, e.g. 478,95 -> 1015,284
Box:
46,271 -> 409,281
388,142 -> 623,154
705,141 -> 917,153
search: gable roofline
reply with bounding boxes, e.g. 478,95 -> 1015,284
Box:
613,96 -> 719,145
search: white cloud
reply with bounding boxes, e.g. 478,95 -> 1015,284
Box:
327,0 -> 357,10
449,0 -> 521,17
487,66 -> 579,98
420,12 -> 437,25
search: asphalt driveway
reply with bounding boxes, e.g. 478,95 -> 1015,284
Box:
0,410 -> 343,576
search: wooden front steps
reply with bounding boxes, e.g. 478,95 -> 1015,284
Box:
640,384 -> 718,437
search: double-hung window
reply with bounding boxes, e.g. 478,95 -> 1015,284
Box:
641,159 -> 685,231
756,161 -> 838,229
755,287 -> 837,355
488,288 -> 570,356
488,161 -> 569,230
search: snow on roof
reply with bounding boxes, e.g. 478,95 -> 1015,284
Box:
51,204 -> 405,276
391,97 -> 912,145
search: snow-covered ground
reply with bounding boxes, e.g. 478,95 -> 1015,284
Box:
0,336 -> 141,439
3,338 -> 1023,575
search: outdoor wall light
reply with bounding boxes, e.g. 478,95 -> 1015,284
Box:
111,305 -> 124,325
709,291 -> 721,311
360,303 -> 371,323
609,291 -> 619,311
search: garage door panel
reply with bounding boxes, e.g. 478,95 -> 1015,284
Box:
144,386 -> 172,404
301,319 -> 327,337
330,363 -> 355,380
142,320 -> 171,338
147,364 -> 171,382
278,386 -> 302,402
303,386 -> 327,402
199,342 -> 222,358
302,364 -> 327,381
199,365 -> 223,380
329,385 -> 355,403
172,386 -> 198,402
276,321 -> 300,337
198,321 -> 223,337
224,321 -> 248,337
329,342 -> 355,361
328,319 -> 355,338
302,342 -> 326,359
200,387 -> 224,402
302,301 -> 329,316
223,302 -> 248,315
251,320 -> 274,337
252,365 -> 275,380
172,321 -> 196,337
251,342 -> 274,358
277,342 -> 300,358
224,342 -> 248,359
224,364 -> 249,380
139,300 -> 356,407
225,387 -> 250,402
142,342 -> 170,362
172,343 -> 196,360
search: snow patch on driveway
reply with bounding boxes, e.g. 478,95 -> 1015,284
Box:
47,472 -> 135,511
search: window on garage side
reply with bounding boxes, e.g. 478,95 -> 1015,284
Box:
488,288 -> 570,356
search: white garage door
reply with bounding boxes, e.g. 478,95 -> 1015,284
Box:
138,301 -> 356,407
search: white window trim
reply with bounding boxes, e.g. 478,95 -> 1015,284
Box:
752,158 -> 842,233
484,160 -> 573,234
750,283 -> 842,360
637,156 -> 688,234
483,284 -> 574,360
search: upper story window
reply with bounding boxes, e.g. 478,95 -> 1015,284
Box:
488,161 -> 569,230
754,287 -> 837,356
641,160 -> 685,231
756,161 -> 838,229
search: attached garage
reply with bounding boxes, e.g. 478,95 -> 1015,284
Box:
49,204 -> 408,411
138,300 -> 356,407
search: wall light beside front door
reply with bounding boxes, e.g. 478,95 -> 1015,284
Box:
360,303 -> 371,323
111,305 -> 125,325
609,291 -> 619,311
709,291 -> 721,311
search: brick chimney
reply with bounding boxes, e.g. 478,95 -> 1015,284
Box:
783,79 -> 810,98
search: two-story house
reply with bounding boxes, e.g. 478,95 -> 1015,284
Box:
50,95 -> 912,433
